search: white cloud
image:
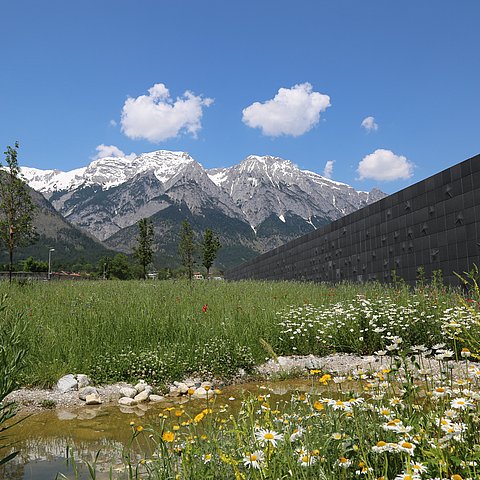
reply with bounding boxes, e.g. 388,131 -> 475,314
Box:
361,116 -> 378,132
323,160 -> 334,179
92,144 -> 136,161
357,149 -> 414,181
120,83 -> 213,143
242,83 -> 331,137
109,119 -> 117,127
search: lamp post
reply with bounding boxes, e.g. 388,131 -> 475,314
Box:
48,248 -> 55,280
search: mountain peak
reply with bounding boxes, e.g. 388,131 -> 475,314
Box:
22,149 -> 198,194
237,154 -> 299,179
244,154 -> 284,162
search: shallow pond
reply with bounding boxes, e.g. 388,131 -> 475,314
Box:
1,379 -> 325,479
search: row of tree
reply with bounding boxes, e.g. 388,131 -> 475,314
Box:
179,220 -> 222,279
134,218 -> 222,280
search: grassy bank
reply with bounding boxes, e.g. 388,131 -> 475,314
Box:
0,278 -> 473,389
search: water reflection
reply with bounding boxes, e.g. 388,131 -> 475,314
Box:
0,379 -> 317,480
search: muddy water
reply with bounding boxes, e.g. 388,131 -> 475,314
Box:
0,379 -> 322,480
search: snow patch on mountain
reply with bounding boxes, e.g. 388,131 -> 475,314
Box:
21,166 -> 87,193
21,150 -> 196,195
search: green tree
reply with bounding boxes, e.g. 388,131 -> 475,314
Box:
109,253 -> 134,280
202,229 -> 221,279
0,143 -> 37,282
178,220 -> 196,280
133,218 -> 154,278
22,256 -> 48,272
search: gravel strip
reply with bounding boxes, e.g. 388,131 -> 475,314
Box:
4,354 -> 471,413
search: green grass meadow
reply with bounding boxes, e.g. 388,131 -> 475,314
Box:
0,278 -> 468,388
3,278 -> 480,479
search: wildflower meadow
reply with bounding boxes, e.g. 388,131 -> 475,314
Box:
2,273 -> 480,479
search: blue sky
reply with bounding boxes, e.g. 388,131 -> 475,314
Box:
1,0 -> 479,194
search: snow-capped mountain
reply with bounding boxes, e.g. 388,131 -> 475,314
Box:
22,150 -> 196,195
208,155 -> 384,231
21,150 -> 385,268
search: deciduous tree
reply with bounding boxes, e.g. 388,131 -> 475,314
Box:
0,143 -> 37,282
134,218 -> 154,278
202,229 -> 221,279
22,256 -> 48,272
109,253 -> 134,280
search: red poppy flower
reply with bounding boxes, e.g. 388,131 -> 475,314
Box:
202,304 -> 208,313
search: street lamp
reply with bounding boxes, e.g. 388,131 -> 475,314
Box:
48,248 -> 55,280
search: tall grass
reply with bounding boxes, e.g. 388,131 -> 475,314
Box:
0,294 -> 29,465
0,279 -> 460,388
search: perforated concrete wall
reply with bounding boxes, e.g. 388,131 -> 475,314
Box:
226,153 -> 480,285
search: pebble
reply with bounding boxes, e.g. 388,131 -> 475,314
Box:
134,390 -> 150,403
79,386 -> 98,401
85,393 -> 102,405
119,387 -> 137,399
119,397 -> 137,406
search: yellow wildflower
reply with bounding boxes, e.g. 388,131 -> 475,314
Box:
162,431 -> 175,442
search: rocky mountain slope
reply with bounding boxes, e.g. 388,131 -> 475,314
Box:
21,151 -> 385,269
208,155 -> 384,231
0,185 -> 115,268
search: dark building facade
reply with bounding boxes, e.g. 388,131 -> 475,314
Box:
226,153 -> 480,285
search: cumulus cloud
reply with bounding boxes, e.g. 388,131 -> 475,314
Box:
109,119 -> 117,127
323,160 -> 334,179
92,144 -> 136,161
361,116 -> 378,132
120,83 -> 213,143
242,83 -> 331,137
357,149 -> 414,181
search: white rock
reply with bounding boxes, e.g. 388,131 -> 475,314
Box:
57,374 -> 78,393
119,397 -> 137,406
79,386 -> 98,401
134,390 -> 150,403
85,393 -> 102,405
149,394 -> 165,403
192,387 -> 208,399
177,382 -> 189,394
120,387 -> 137,399
134,381 -> 146,393
76,374 -> 91,389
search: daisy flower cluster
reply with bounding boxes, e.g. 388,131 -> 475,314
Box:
123,343 -> 480,479
276,295 -> 448,356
